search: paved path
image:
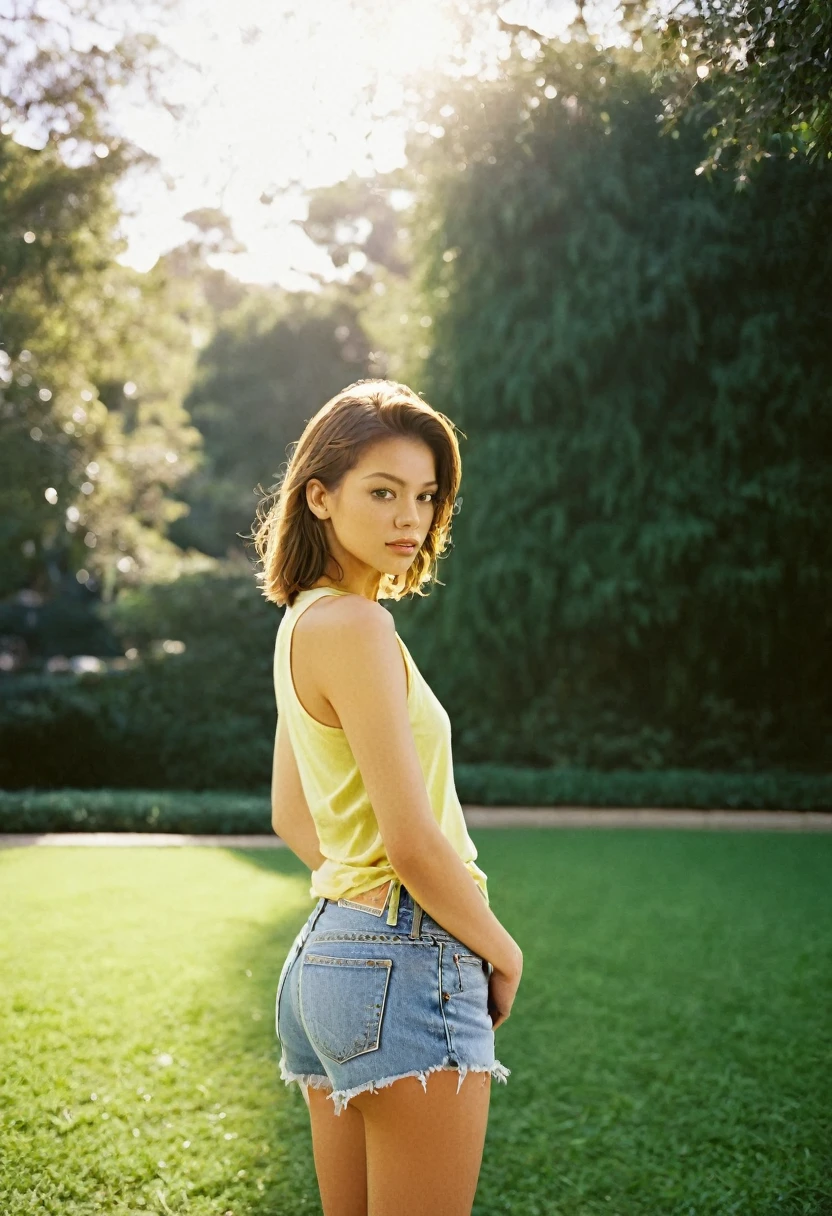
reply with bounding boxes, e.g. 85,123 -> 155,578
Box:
1,807 -> 830,847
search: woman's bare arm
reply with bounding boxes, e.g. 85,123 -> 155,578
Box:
306,596 -> 522,978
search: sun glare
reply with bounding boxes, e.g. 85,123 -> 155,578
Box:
110,0 -> 467,285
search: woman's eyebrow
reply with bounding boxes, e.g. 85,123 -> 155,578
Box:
361,472 -> 439,487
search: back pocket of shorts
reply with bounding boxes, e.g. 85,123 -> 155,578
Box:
300,954 -> 393,1064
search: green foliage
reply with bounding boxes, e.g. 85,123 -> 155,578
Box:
296,170 -> 412,276
0,789 -> 272,833
0,582 -> 121,660
388,41 -> 832,771
626,0 -> 832,176
0,568 -> 280,790
454,765 -> 832,811
0,0 -> 177,149
0,129 -> 215,601
170,289 -> 375,560
0,0 -> 217,612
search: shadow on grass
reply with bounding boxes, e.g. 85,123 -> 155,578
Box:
0,844 -> 328,1216
204,849 -> 326,1216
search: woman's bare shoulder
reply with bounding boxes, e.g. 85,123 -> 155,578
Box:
293,596 -> 396,682
295,592 -> 393,639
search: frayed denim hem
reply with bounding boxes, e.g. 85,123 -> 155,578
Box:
328,1056 -> 510,1117
279,1050 -> 511,1117
278,1050 -> 332,1093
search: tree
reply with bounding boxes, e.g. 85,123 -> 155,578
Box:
0,0 -> 179,149
392,38 -> 832,769
622,0 -> 832,177
171,287 -> 376,560
0,129 -> 212,605
0,0 -> 210,657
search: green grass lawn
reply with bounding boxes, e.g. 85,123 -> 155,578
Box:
1,830 -> 830,1215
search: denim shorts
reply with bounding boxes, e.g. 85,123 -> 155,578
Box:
275,881 -> 511,1116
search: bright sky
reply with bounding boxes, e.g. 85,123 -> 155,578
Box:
111,0 -> 451,289
111,0 -> 635,289
52,0 -> 624,290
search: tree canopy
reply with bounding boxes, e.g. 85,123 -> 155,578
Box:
622,0 -> 832,176
392,37 -> 832,769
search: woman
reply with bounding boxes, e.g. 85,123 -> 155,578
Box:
252,379 -> 523,1216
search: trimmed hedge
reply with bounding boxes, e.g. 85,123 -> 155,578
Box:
0,766 -> 829,834
455,765 -> 832,812
0,789 -> 272,834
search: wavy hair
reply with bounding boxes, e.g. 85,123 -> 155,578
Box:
249,379 -> 463,608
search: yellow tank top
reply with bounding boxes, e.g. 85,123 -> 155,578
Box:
273,586 -> 489,927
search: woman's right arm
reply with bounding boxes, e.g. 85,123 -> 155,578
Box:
310,596 -> 523,983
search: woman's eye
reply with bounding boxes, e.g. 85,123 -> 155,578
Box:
371,489 -> 436,501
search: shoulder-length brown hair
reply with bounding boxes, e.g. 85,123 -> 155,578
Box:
249,379 -> 463,608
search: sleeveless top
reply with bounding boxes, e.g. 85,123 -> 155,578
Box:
273,586 -> 489,927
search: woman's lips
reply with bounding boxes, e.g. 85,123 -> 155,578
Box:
386,542 -> 417,553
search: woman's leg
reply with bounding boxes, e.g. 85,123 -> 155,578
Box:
307,1085 -> 368,1216
351,1069 -> 491,1216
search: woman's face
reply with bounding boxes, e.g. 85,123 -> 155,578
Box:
306,435 -> 439,593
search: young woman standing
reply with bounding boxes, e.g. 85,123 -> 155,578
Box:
252,379 -> 523,1216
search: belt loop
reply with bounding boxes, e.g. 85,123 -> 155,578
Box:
410,898 -> 424,939
386,879 -> 402,927
306,897 -> 327,938
289,897 -> 328,970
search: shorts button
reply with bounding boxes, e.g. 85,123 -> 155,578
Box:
442,991 -> 450,1001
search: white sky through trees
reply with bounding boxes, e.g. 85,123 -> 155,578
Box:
110,0 -> 508,289
4,0 -> 625,288
109,0 -> 622,288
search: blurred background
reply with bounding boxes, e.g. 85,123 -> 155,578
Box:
1,0 -> 830,820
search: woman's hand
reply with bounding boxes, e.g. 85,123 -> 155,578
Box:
488,949 -> 523,1031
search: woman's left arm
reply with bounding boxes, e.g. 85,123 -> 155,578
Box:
271,714 -> 326,872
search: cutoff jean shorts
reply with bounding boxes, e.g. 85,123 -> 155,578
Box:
275,879 -> 511,1116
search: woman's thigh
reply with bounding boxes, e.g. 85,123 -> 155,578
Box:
352,1068 -> 491,1216
307,1085 -> 368,1216
307,1068 -> 491,1216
